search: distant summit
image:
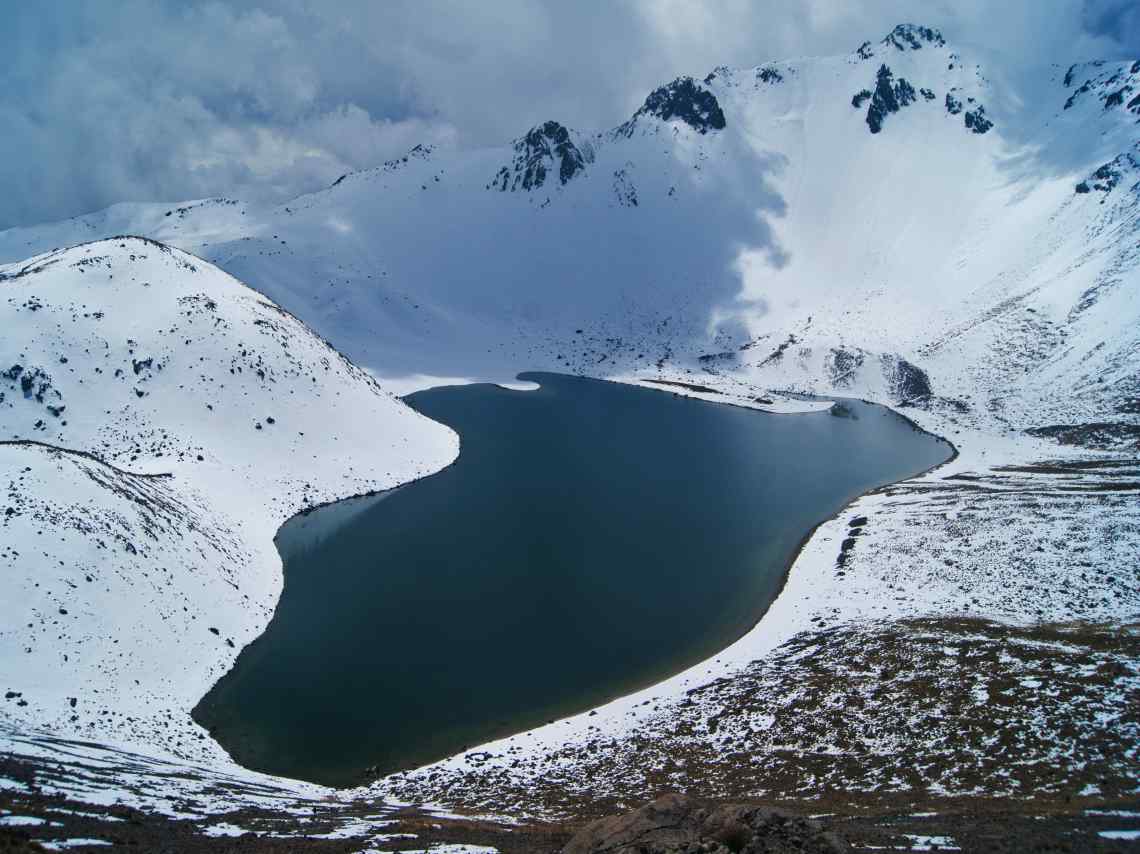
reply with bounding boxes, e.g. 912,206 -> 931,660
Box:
491,76 -> 729,194
882,23 -> 946,51
619,76 -> 727,136
491,121 -> 594,192
857,23 -> 947,60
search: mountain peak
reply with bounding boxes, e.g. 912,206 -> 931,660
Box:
621,76 -> 726,136
490,120 -> 594,192
857,24 -> 946,60
883,23 -> 946,51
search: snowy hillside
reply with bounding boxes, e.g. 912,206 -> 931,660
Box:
0,237 -> 457,767
0,22 -> 1138,843
0,25 -> 1136,434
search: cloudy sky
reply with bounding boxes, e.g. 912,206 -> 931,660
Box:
3,0 -> 1137,230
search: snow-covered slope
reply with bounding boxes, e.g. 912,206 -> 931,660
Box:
0,22 -> 1137,823
0,237 -> 457,766
1,25 -> 1136,431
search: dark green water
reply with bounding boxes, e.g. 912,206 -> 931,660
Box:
192,372 -> 952,786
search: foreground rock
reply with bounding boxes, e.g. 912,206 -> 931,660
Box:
563,793 -> 845,853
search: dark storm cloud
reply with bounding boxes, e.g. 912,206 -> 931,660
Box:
0,0 -> 1136,230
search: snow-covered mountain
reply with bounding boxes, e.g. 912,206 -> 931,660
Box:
0,23 -> 1137,834
1,24 -> 1136,432
0,237 -> 456,767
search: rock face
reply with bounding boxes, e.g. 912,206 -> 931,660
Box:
1063,59 -> 1140,114
826,347 -> 865,387
623,76 -> 727,135
849,26 -> 995,136
491,121 -> 593,192
562,793 -> 846,854
882,23 -> 946,51
964,104 -> 993,134
863,65 -> 917,133
1075,149 -> 1140,194
856,24 -> 945,60
882,355 -> 932,403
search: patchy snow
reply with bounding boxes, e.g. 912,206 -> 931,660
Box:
306,816 -> 402,840
904,836 -> 960,851
45,809 -> 124,823
355,847 -> 493,854
0,815 -> 53,826
201,821 -> 249,837
383,616 -> 1140,813
40,841 -> 113,850
1100,829 -> 1140,840
421,806 -> 522,826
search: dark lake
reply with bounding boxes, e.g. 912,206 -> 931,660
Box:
192,372 -> 952,786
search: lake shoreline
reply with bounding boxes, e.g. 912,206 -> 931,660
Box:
375,368 -> 1138,818
194,371 -> 952,788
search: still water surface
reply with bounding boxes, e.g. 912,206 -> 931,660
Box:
193,373 -> 952,786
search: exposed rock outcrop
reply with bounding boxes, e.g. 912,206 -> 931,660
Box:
882,355 -> 932,404
491,121 -> 594,192
563,793 -> 846,854
964,104 -> 993,134
1074,148 -> 1140,194
620,77 -> 727,136
1062,59 -> 1140,114
855,24 -> 946,60
863,64 -> 917,133
882,23 -> 946,51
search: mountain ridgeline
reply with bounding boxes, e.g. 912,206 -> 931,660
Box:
0,22 -> 1136,439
